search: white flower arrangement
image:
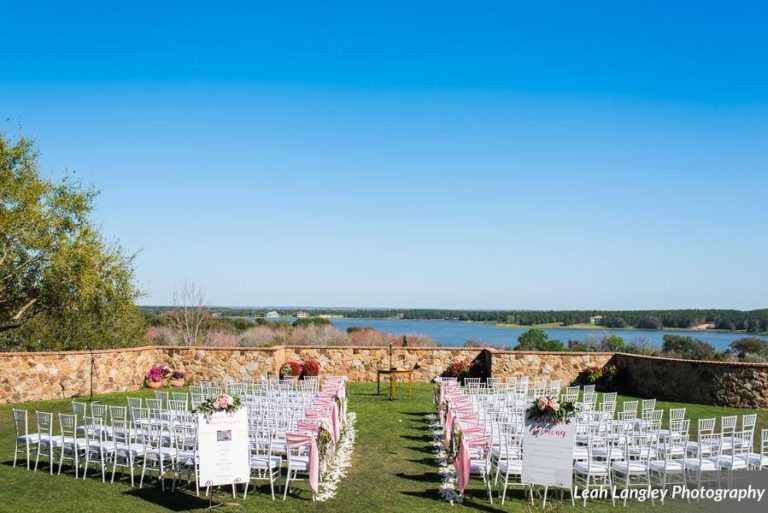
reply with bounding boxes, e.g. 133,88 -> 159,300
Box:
316,412 -> 357,502
425,413 -> 462,504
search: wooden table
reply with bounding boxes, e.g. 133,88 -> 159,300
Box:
377,369 -> 413,400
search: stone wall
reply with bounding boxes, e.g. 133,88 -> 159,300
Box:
0,346 -> 163,404
2,346 -> 767,407
491,350 -> 613,384
613,353 -> 768,408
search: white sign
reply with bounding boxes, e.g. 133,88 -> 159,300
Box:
521,417 -> 576,489
197,408 -> 250,487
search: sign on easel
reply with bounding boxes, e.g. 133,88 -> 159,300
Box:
521,417 -> 576,489
197,408 -> 250,488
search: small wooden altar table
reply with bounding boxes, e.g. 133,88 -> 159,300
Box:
376,369 -> 413,400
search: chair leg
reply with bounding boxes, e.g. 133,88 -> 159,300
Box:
283,471 -> 291,500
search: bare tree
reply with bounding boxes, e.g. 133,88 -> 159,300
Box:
166,279 -> 210,346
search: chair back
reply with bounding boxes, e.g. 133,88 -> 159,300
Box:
12,409 -> 28,438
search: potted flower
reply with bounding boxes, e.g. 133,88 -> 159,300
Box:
145,365 -> 166,389
301,358 -> 321,378
581,364 -> 618,391
279,360 -> 303,379
444,358 -> 475,383
170,370 -> 186,387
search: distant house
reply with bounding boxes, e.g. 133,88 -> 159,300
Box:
589,315 -> 605,325
295,311 -> 309,319
266,310 -> 280,318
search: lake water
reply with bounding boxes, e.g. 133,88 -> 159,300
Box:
327,318 -> 766,351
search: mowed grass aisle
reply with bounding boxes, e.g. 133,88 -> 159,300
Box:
1,383 -> 766,512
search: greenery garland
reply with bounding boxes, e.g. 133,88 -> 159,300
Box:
317,423 -> 334,462
194,394 -> 242,420
448,423 -> 463,462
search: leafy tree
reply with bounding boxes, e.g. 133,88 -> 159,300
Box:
601,335 -> 625,352
662,335 -> 717,360
514,328 -> 565,351
729,337 -> 768,360
0,133 -> 144,350
515,328 -> 548,350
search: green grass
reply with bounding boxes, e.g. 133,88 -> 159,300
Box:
0,384 -> 766,512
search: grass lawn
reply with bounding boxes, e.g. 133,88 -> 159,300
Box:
1,383 -> 766,513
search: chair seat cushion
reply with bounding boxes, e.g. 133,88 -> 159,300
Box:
574,461 -> 608,475
498,460 -> 522,475
747,453 -> 768,468
713,455 -> 748,469
612,461 -> 647,474
17,433 -> 42,443
648,460 -> 684,472
683,458 -> 717,471
251,455 -> 281,469
288,455 -> 310,470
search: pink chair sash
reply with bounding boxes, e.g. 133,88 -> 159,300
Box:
297,419 -> 320,433
286,433 -> 319,493
455,435 -> 490,493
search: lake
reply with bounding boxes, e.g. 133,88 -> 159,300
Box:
327,318 -> 766,351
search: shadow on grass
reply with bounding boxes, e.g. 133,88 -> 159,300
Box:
395,471 -> 441,482
400,411 -> 432,417
401,434 -> 433,442
123,485 -> 221,511
400,490 -> 507,513
403,445 -> 434,455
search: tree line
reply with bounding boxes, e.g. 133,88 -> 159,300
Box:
509,328 -> 768,362
187,307 -> 768,333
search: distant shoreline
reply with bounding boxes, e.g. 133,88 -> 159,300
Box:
326,317 -> 764,336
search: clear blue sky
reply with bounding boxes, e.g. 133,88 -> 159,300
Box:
2,1 -> 767,309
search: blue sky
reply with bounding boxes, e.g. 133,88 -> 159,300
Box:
2,1 -> 767,309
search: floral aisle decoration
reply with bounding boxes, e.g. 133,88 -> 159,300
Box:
526,396 -> 576,424
194,393 -> 242,420
280,360 -> 303,378
426,413 -> 462,504
317,418 -> 335,463
448,423 -> 463,463
315,411 -> 357,502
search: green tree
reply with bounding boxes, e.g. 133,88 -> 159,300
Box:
729,337 -> 768,360
662,335 -> 717,360
514,328 -> 565,351
0,133 -> 144,350
601,335 -> 625,352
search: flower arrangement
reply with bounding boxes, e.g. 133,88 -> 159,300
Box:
170,370 -> 186,380
526,395 -> 576,424
302,358 -> 321,377
582,364 -> 618,390
448,423 -> 463,462
145,365 -> 167,383
444,358 -> 474,378
317,418 -> 334,461
194,393 -> 242,419
280,360 -> 303,378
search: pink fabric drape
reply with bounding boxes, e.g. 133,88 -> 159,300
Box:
456,435 -> 490,493
286,433 -> 319,493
